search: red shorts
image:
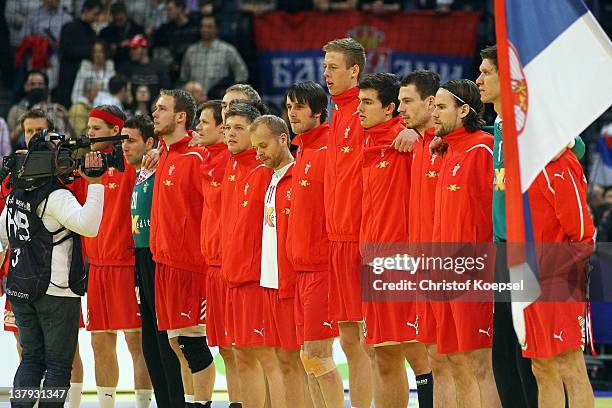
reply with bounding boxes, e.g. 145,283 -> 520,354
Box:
523,301 -> 585,359
86,265 -> 141,331
227,282 -> 266,347
155,264 -> 207,332
263,288 -> 299,350
329,241 -> 363,322
363,301 -> 418,345
416,301 -> 437,344
205,266 -> 232,347
295,270 -> 338,343
431,301 -> 493,354
4,298 -> 16,333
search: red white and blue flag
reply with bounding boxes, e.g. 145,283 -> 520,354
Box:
495,0 -> 612,345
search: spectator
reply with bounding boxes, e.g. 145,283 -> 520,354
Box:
199,0 -> 226,14
56,0 -> 102,107
180,15 -> 248,97
133,84 -> 152,116
19,0 -> 72,47
237,0 -> 277,15
99,1 -> 145,67
126,0 -> 167,37
118,34 -> 170,104
7,70 -> 48,141
152,0 -> 200,83
183,81 -> 207,106
0,118 -> 12,157
71,39 -> 115,105
68,77 -> 99,135
93,73 -> 132,110
360,0 -> 401,13
313,0 -> 358,11
5,0 -> 73,48
10,86 -> 74,146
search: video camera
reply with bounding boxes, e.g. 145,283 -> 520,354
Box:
0,130 -> 127,190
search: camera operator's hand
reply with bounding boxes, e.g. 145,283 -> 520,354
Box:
142,149 -> 160,171
78,152 -> 104,184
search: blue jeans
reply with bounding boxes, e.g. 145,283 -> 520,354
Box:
10,295 -> 80,408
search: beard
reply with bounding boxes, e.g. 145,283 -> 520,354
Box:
434,122 -> 455,138
154,121 -> 176,137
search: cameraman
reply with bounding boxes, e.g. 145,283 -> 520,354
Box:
0,109 -> 105,407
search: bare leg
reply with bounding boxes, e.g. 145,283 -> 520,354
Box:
339,322 -> 372,408
254,347 -> 287,407
426,344 -> 457,408
235,347 -> 266,408
447,352 -> 480,408
220,346 -> 242,403
276,348 -> 306,408
464,348 -> 501,408
373,344 -> 408,408
531,357 -> 565,408
92,332 -> 119,387
556,349 -> 594,408
125,331 -> 153,390
302,338 -> 344,408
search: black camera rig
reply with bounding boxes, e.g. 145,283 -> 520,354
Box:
0,130 -> 128,190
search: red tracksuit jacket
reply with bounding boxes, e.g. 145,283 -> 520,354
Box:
200,142 -> 231,267
150,136 -> 207,273
433,127 -> 494,243
409,127 -> 441,243
325,87 -> 363,242
268,164 -> 296,298
361,117 -> 411,249
528,150 -> 595,292
83,153 -> 136,267
221,148 -> 272,287
529,150 -> 595,244
287,123 -> 330,271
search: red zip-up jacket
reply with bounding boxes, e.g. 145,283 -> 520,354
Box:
83,153 -> 136,267
150,136 -> 207,273
433,127 -> 494,243
409,127 -> 441,243
528,150 -> 595,300
287,123 -> 330,271
266,164 -> 296,298
325,87 -> 363,242
530,150 -> 595,244
361,117 -> 411,250
221,149 -> 272,287
200,142 -> 231,267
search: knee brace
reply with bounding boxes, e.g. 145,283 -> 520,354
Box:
178,336 -> 213,374
300,350 -> 336,378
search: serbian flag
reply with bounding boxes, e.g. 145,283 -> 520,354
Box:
495,0 -> 612,345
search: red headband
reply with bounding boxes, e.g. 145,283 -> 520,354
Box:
89,108 -> 124,129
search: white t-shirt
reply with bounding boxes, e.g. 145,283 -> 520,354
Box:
260,162 -> 293,290
0,184 -> 104,297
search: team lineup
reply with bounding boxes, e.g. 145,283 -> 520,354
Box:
1,38 -> 595,408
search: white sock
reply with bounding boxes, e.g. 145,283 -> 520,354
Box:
185,394 -> 195,403
67,382 -> 83,408
96,386 -> 116,408
135,389 -> 153,408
